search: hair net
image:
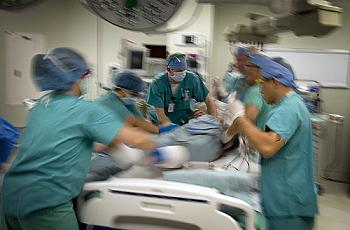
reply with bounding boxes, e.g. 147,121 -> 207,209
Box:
31,47 -> 89,91
234,45 -> 258,57
113,70 -> 144,93
248,54 -> 297,89
166,52 -> 187,69
235,46 -> 249,56
271,57 -> 295,80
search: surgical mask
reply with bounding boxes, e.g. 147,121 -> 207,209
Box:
79,78 -> 89,95
170,71 -> 186,82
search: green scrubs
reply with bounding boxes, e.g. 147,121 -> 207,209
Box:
1,202 -> 77,230
1,93 -> 123,229
267,216 -> 315,230
97,91 -> 143,122
243,84 -> 272,130
147,71 -> 209,125
262,92 -> 318,229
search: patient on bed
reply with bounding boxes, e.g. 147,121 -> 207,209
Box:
87,94 -> 262,182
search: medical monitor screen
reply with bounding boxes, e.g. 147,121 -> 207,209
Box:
144,45 -> 167,59
187,59 -> 198,68
129,50 -> 144,69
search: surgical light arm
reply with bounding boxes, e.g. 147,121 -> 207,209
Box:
215,0 -> 343,44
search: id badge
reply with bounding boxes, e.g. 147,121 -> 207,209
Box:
168,103 -> 175,113
184,90 -> 190,101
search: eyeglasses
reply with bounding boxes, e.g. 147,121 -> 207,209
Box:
255,78 -> 265,84
244,64 -> 259,68
120,88 -> 143,97
81,70 -> 92,79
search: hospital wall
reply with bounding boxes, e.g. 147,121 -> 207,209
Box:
211,0 -> 350,182
0,0 -> 98,127
0,0 -> 209,127
98,15 -> 166,95
0,0 -> 167,127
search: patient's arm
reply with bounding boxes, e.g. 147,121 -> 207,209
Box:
205,95 -> 217,117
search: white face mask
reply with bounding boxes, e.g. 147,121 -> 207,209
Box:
79,78 -> 89,96
170,70 -> 186,82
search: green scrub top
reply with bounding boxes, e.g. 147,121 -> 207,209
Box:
1,93 -> 123,217
243,84 -> 272,130
147,71 -> 209,125
262,92 -> 318,217
97,91 -> 143,122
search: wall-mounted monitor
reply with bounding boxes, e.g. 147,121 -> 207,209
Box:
144,44 -> 167,59
126,47 -> 149,76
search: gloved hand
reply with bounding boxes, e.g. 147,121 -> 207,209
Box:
150,148 -> 165,164
223,93 -> 245,125
159,123 -> 180,134
149,146 -> 190,168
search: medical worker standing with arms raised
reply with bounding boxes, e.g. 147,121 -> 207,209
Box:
228,53 -> 318,230
147,53 -> 216,128
0,48 -> 157,230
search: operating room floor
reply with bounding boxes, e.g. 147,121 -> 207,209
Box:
316,179 -> 350,230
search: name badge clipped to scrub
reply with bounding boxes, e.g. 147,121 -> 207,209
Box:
168,103 -> 175,113
183,90 -> 190,101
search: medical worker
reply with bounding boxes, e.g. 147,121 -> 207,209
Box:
212,46 -> 253,103
228,53 -> 318,230
236,57 -> 271,131
147,52 -> 217,127
97,70 -> 159,134
0,117 -> 19,169
0,47 -> 158,230
241,55 -> 296,130
227,53 -> 296,133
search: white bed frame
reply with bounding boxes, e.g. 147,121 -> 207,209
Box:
79,178 -> 255,230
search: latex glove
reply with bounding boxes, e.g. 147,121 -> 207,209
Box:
159,123 -> 180,134
223,92 -> 245,125
23,99 -> 38,111
150,148 -> 165,164
150,146 -> 190,168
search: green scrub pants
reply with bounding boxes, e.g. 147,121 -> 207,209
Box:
267,216 -> 315,230
0,201 -> 78,230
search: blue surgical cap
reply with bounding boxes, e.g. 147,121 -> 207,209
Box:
113,70 -> 144,93
32,47 -> 89,91
166,53 -> 187,69
249,54 -> 297,89
271,57 -> 295,80
236,46 -> 249,56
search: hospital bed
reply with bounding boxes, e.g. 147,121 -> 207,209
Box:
79,178 -> 255,230
79,114 -> 263,230
79,145 -> 264,230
